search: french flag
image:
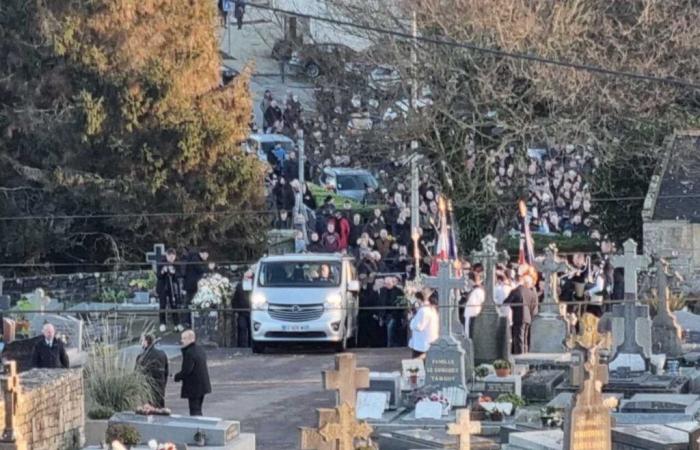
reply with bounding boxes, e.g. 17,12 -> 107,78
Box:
518,200 -> 536,276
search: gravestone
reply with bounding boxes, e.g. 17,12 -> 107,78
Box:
323,353 -> 370,409
611,239 -> 651,302
1,336 -> 42,372
415,400 -> 443,419
424,261 -> 468,391
146,244 -> 166,271
0,275 -> 10,312
565,317 -> 609,390
470,235 -> 510,366
507,429 -> 564,450
482,374 -> 522,399
651,257 -> 683,359
109,413 -> 240,447
447,408 -> 481,450
612,424 -> 689,450
614,393 -> 700,424
0,360 -> 25,450
676,310 -> 700,344
530,244 -> 570,353
299,403 -> 372,450
356,391 -> 388,420
367,372 -> 401,409
522,370 -> 566,402
387,428 -> 499,450
563,313 -> 614,450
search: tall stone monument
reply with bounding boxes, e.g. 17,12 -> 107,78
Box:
530,244 -> 570,353
650,256 -> 683,359
564,314 -> 615,450
470,235 -> 510,365
424,261 -> 468,390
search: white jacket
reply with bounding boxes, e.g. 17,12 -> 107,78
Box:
409,304 -> 439,352
463,286 -> 485,337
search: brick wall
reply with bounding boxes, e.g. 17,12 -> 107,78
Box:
1,368 -> 85,450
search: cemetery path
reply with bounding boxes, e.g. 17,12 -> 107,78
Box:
164,347 -> 411,449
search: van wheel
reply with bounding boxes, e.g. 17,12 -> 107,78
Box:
251,341 -> 265,354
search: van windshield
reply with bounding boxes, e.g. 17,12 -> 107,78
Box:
336,174 -> 377,190
258,261 -> 342,287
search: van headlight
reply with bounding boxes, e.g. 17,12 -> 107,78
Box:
251,293 -> 268,311
325,293 -> 342,311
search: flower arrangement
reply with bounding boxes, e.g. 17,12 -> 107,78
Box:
148,440 -> 176,450
191,274 -> 232,309
493,359 -> 511,377
135,404 -> 172,416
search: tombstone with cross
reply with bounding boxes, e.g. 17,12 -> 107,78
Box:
530,243 -> 571,353
611,239 -> 651,301
471,235 -> 511,365
0,361 -> 26,450
650,256 -> 683,358
323,353 -> 370,409
146,244 -> 166,271
447,409 -> 481,450
300,403 -> 373,450
423,260 -> 468,391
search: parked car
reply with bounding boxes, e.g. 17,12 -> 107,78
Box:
243,134 -> 295,163
288,43 -> 358,79
319,167 -> 379,202
244,253 -> 360,352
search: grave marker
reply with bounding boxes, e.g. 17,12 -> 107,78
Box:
108,413 -> 240,446
446,409 -> 481,450
530,244 -> 570,353
323,353 -> 370,409
611,239 -> 650,300
470,235 -> 510,366
146,244 -> 166,271
0,361 -> 26,450
424,261 -> 468,391
300,409 -> 337,450
650,256 -> 683,359
301,403 -> 373,450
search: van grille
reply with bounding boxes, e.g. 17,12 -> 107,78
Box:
268,303 -> 324,322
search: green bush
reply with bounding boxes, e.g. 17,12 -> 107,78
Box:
87,404 -> 115,420
105,424 -> 140,446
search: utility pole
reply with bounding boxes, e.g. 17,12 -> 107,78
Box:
411,10 -> 418,110
410,10 -> 421,280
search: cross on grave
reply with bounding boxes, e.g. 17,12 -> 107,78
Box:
651,256 -> 683,358
0,361 -> 26,450
611,239 -> 651,301
319,403 -> 373,450
447,409 -> 481,450
535,244 -> 570,315
323,353 -> 370,409
530,244 -> 570,354
146,244 -> 166,271
300,408 -> 337,450
424,260 -> 464,338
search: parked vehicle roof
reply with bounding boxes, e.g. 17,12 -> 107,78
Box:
259,253 -> 355,263
248,133 -> 295,143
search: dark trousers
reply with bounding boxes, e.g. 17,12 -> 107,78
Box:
152,382 -> 166,408
512,323 -> 530,354
236,313 -> 250,347
188,396 -> 204,416
159,292 -> 180,326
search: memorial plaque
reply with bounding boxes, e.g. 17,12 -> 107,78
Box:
425,337 -> 467,390
368,372 -> 401,409
482,374 -> 521,399
522,370 -> 566,402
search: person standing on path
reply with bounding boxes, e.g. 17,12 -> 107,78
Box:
135,334 -> 169,408
504,272 -> 538,354
157,248 -> 183,332
174,330 -> 211,416
408,292 -> 439,359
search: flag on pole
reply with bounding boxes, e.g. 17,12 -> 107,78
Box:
430,196 -> 451,275
518,200 -> 535,266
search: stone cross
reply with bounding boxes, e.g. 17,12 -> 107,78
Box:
318,403 -> 373,450
447,409 -> 481,450
0,361 -> 25,449
535,244 -> 569,315
611,239 -> 650,301
471,235 -> 499,310
146,244 -> 166,271
323,353 -> 370,408
299,409 -> 337,450
651,256 -> 683,358
424,260 -> 464,337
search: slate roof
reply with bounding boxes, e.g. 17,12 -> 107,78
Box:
648,131 -> 700,223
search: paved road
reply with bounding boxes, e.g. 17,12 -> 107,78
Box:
164,346 -> 411,449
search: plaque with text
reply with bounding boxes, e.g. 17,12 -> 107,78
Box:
424,337 -> 467,391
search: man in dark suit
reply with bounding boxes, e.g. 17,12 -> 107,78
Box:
31,323 -> 69,368
135,334 -> 169,408
157,248 -> 183,332
174,330 -> 211,416
504,272 -> 539,354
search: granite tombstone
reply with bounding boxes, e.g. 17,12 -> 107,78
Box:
650,257 -> 683,359
530,244 -> 570,354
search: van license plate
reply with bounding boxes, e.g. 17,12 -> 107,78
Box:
282,325 -> 310,332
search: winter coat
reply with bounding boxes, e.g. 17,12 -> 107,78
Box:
184,253 -> 209,296
32,338 -> 69,369
174,343 -> 212,399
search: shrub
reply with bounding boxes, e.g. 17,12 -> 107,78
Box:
87,405 -> 115,420
493,359 -> 511,370
105,424 -> 140,446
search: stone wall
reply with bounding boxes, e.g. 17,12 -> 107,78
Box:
0,368 -> 85,450
1,271 -> 151,305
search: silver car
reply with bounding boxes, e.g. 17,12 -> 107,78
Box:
319,167 -> 379,202
244,253 -> 360,353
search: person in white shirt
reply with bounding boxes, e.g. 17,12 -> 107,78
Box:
408,292 -> 439,358
463,271 -> 485,338
494,270 -> 514,323
586,262 -> 607,317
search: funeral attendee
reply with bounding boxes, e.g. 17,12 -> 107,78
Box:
380,276 -> 405,347
408,292 -> 439,358
504,271 -> 538,354
232,281 -> 250,347
135,334 -> 169,408
174,330 -> 211,416
585,262 -> 607,317
463,271 -> 485,338
157,248 -> 183,332
321,222 -> 341,253
494,269 -> 514,322
307,232 -> 324,252
183,248 -> 211,327
31,323 -> 69,369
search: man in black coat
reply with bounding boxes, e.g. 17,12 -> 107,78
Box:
135,334 -> 169,408
157,248 -> 183,332
504,273 -> 539,354
174,330 -> 212,416
31,323 -> 69,369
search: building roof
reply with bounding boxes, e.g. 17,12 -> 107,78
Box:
644,131 -> 700,223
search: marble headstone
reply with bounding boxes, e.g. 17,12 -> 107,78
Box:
530,244 -> 569,354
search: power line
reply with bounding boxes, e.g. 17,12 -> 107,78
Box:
247,3 -> 700,90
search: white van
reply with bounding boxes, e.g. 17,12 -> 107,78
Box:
243,253 -> 359,353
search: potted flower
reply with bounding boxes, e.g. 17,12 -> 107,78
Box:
105,424 -> 140,449
407,367 -> 420,387
474,365 -> 490,380
540,407 -> 564,427
493,359 -> 511,377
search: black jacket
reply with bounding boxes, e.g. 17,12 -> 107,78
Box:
136,344 -> 169,386
184,253 -> 209,295
504,285 -> 539,326
174,343 -> 211,399
156,257 -> 183,298
32,338 -> 69,369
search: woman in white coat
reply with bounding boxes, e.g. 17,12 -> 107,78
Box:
409,292 -> 439,359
